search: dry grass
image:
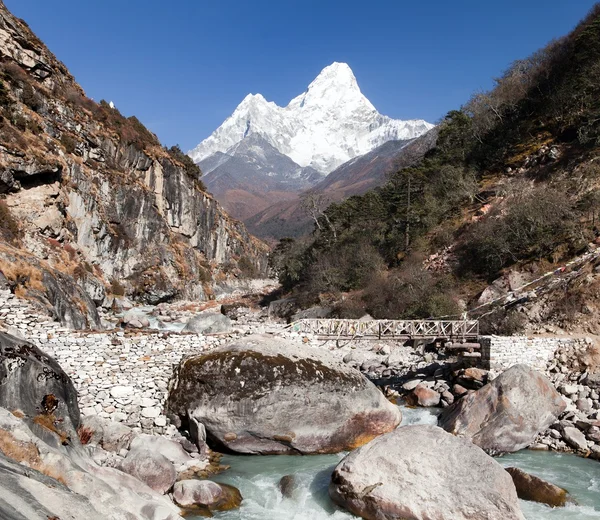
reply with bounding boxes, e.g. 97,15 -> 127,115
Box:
506,132 -> 554,167
0,428 -> 40,463
33,413 -> 70,446
0,428 -> 67,485
0,257 -> 44,292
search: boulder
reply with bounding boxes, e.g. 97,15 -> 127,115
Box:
0,332 -> 81,442
440,365 -> 566,455
267,298 -> 297,320
562,426 -> 589,452
221,303 -> 247,321
81,415 -> 133,452
80,274 -> 106,306
183,312 -> 232,334
119,447 -> 176,494
329,425 -> 524,520
167,335 -> 401,454
410,383 -> 441,407
0,331 -> 180,519
292,306 -> 332,321
173,479 -> 242,512
129,433 -> 193,466
279,474 -> 300,499
505,467 -> 570,507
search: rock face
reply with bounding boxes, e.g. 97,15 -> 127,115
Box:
167,335 -> 401,454
0,2 -> 268,328
440,364 -> 566,455
183,312 -> 232,334
505,467 -> 570,507
329,425 -> 524,520
0,332 -> 180,519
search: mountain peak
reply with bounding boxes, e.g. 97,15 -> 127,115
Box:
189,63 -> 434,173
311,62 -> 357,87
287,62 -> 370,112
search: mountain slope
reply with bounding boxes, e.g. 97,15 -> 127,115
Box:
268,5 -> 600,334
246,130 -> 437,240
200,134 -> 322,220
0,1 -> 268,326
189,62 -> 433,174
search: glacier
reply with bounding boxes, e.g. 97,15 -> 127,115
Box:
189,62 -> 434,174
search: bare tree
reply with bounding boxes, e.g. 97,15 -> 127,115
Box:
300,191 -> 337,239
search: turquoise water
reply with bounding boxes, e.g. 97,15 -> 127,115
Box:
192,407 -> 600,519
500,450 -> 600,519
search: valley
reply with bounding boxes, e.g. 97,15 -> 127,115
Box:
0,1 -> 600,519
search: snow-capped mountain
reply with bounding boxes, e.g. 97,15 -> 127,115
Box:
189,62 -> 434,173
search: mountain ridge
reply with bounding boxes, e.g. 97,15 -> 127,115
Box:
189,62 -> 434,174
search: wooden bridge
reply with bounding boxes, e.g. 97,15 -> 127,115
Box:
291,319 -> 480,342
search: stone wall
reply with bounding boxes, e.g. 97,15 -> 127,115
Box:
0,289 -> 223,435
480,335 -> 588,372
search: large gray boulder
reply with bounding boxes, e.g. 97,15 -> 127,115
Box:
167,335 -> 401,454
0,332 -> 81,444
329,425 -> 524,520
0,333 -> 180,519
183,312 -> 232,334
440,364 -> 566,455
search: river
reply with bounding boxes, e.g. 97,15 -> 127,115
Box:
196,406 -> 600,520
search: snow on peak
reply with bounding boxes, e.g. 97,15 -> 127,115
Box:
189,62 -> 434,173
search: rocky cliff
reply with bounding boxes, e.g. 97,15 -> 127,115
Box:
0,2 -> 268,327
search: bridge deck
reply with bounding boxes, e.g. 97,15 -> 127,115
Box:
291,319 -> 479,341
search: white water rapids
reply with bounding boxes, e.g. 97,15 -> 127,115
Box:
188,406 -> 600,519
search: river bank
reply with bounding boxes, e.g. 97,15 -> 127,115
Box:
203,407 -> 600,520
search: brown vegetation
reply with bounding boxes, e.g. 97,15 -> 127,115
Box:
0,257 -> 44,292
77,425 -> 94,445
0,200 -> 21,245
0,428 -> 67,485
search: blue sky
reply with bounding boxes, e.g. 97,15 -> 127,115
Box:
5,1 -> 598,152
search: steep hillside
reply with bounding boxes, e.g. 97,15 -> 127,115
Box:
270,5 -> 600,334
0,2 -> 268,327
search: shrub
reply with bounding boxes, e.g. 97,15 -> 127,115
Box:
237,256 -> 258,279
0,80 -> 12,109
479,308 -> 527,335
457,187 -> 575,278
361,257 -> 461,319
110,278 -> 126,296
167,145 -> 204,185
77,425 -> 94,445
197,266 -> 212,283
60,133 -> 76,154
2,62 -> 28,85
0,200 -> 21,244
0,258 -> 44,293
21,82 -> 41,112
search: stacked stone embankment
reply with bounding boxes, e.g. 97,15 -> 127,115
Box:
480,335 -> 588,372
0,288 -> 287,434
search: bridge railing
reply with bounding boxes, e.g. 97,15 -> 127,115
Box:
290,319 -> 479,340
